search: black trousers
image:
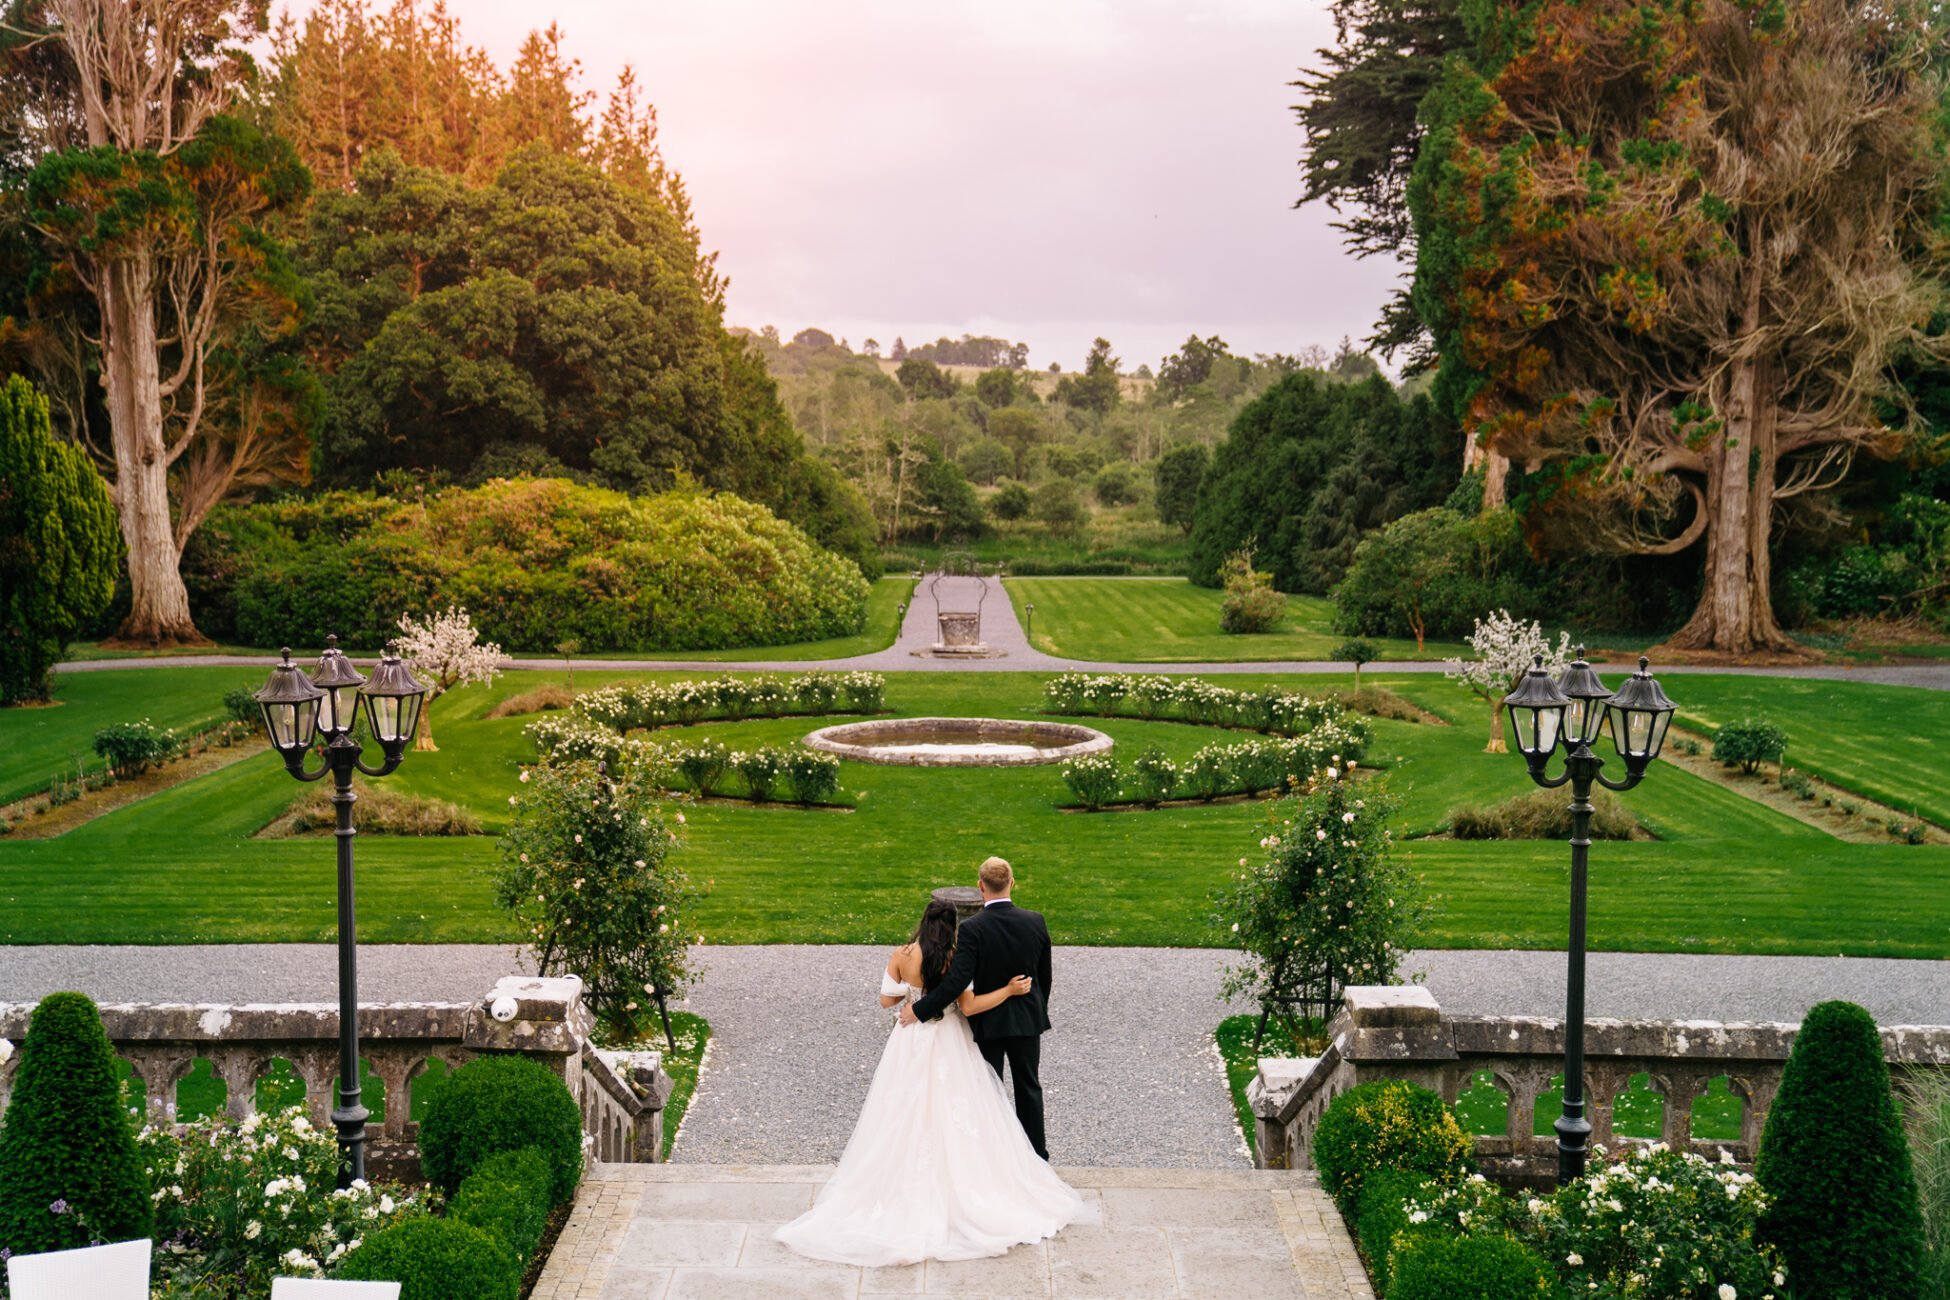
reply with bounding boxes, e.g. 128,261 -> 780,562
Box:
979,1034 -> 1047,1160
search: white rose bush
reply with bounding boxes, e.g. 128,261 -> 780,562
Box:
137,1107 -> 426,1298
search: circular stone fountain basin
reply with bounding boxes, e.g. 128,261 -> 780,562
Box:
801,717 -> 1113,767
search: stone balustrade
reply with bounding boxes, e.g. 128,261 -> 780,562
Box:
0,975 -> 672,1178
1248,985 -> 1950,1187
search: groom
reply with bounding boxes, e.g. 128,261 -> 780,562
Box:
902,856 -> 1053,1159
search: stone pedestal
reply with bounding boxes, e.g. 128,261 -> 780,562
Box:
931,885 -> 983,920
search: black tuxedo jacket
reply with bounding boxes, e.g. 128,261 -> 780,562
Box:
910,900 -> 1052,1042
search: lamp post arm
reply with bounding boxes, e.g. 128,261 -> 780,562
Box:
1593,767 -> 1646,795
353,745 -> 406,779
1520,755 -> 1576,790
282,749 -> 336,783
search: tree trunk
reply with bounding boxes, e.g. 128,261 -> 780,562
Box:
102,258 -> 200,645
1485,698 -> 1507,754
415,696 -> 439,751
1664,256 -> 1797,658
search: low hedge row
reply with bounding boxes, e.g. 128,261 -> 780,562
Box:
336,1056 -> 582,1299
1043,672 -> 1349,734
1057,723 -> 1369,810
524,722 -> 846,805
570,671 -> 886,731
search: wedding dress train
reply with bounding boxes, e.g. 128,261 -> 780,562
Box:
773,973 -> 1087,1266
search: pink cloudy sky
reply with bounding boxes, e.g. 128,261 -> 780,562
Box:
279,0 -> 1403,373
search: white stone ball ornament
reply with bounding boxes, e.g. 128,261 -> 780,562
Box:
490,995 -> 520,1023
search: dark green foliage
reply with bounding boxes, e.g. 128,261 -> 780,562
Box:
1128,744 -> 1177,806
222,687 -> 261,728
1386,1234 -> 1552,1300
1055,338 -> 1121,415
990,479 -> 1032,521
1152,442 -> 1209,533
417,1056 -> 584,1205
1310,1079 -> 1474,1216
1713,718 -> 1789,775
1189,373 -> 1459,592
0,993 -> 153,1258
785,750 -> 842,804
92,720 -> 175,777
450,1146 -> 553,1264
1092,461 -> 1143,507
1757,1000 -> 1927,1299
300,149 -> 871,569
1356,1169 -> 1438,1295
895,357 -> 959,400
910,451 -> 986,541
1329,507 -> 1534,644
334,1215 -> 519,1300
0,377 -> 122,704
1218,550 -> 1287,634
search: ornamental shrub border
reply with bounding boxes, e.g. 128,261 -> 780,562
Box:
1042,672 -> 1348,735
568,672 -> 886,732
1056,722 -> 1369,810
525,718 -> 846,807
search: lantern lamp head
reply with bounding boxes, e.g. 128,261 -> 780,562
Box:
1604,656 -> 1677,774
254,647 -> 324,758
359,642 -> 427,757
308,634 -> 368,739
1503,653 -> 1570,763
1554,646 -> 1614,749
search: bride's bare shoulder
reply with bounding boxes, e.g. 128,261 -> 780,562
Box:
887,943 -> 917,977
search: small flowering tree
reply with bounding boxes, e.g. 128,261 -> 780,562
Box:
1443,610 -> 1571,754
1215,763 -> 1430,1032
395,606 -> 504,751
493,759 -> 701,1043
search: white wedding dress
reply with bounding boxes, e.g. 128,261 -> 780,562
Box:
773,972 -> 1088,1266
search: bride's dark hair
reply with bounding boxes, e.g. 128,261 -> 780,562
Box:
913,900 -> 959,990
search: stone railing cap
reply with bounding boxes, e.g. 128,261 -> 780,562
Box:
484,975 -> 583,1023
1342,985 -> 1441,1028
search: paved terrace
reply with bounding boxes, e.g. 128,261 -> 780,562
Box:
528,1163 -> 1372,1300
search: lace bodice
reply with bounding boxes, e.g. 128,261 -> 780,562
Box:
881,973 -> 960,1018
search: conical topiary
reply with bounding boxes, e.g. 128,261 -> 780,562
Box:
1756,999 -> 1925,1299
0,992 -> 153,1260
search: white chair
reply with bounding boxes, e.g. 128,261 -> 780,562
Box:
271,1280 -> 402,1298
4,1237 -> 150,1298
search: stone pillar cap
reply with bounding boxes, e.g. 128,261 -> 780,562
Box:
1341,985 -> 1442,1028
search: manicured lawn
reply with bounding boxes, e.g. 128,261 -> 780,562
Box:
0,666 -> 265,805
4,667 -> 1949,957
1005,578 -> 1471,663
1670,674 -> 1950,827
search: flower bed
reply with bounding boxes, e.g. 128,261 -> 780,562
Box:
1041,672 -> 1349,734
1056,725 -> 1369,810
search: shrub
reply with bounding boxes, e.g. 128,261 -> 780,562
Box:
1092,461 -> 1144,506
839,671 -> 885,713
0,376 -> 121,704
1184,746 -> 1234,801
785,749 -> 843,804
141,1107 -> 426,1292
1218,548 -> 1286,634
417,1055 -> 584,1205
1714,717 -> 1789,774
484,684 -> 576,720
989,479 -> 1032,521
733,747 -> 786,801
1128,745 -> 1177,806
223,686 -> 263,728
334,1215 -> 518,1300
1448,789 -> 1640,841
1082,674 -> 1129,716
0,993 -> 152,1258
1780,768 -> 1814,799
1032,477 -> 1089,536
450,1146 -> 553,1265
269,787 -> 481,837
1060,754 -> 1121,809
1233,740 -> 1286,798
1308,1080 -> 1474,1216
1356,1169 -> 1437,1294
1216,774 -> 1426,1021
792,672 -> 840,714
495,760 -> 698,1035
1386,1235 -> 1552,1300
92,719 -> 174,777
1127,674 -> 1174,720
200,480 -> 870,653
1757,1000 -> 1926,1298
676,742 -> 730,797
1527,1144 -> 1787,1300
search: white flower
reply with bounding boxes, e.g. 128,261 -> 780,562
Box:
1342,812 -> 1355,824
1231,923 -> 1240,933
659,923 -> 669,933
1407,1209 -> 1428,1223
1326,767 -> 1338,780
0,1039 -> 11,1063
1719,1286 -> 1737,1300
245,1220 -> 262,1239
509,795 -> 518,805
1567,1253 -> 1582,1266
675,812 -> 686,824
1315,829 -> 1327,841
635,859 -> 646,869
379,1194 -> 396,1214
519,769 -> 530,782
574,833 -> 583,843
1773,1273 -> 1785,1287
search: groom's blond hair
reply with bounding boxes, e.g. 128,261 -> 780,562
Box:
978,857 -> 1013,893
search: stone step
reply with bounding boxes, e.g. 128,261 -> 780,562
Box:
532,1162 -> 1372,1300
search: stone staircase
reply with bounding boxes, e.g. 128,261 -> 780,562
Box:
531,1162 -> 1373,1300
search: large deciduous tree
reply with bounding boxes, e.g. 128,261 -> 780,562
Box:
1410,0 -> 1950,655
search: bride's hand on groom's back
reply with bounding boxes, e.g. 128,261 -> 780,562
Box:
1006,975 -> 1032,997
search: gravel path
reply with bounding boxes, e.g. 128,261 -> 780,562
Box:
665,944 -> 1248,1169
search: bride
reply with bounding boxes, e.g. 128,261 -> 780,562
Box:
774,899 -> 1087,1266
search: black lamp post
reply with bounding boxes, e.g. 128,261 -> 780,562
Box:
1503,649 -> 1676,1185
253,637 -> 426,1186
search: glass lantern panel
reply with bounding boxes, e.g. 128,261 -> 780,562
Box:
366,694 -> 399,742
1509,707 -> 1535,753
1626,708 -> 1653,756
1563,698 -> 1590,745
1649,710 -> 1672,758
399,692 -> 424,742
265,703 -> 297,749
1536,706 -> 1561,755
295,697 -> 320,748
